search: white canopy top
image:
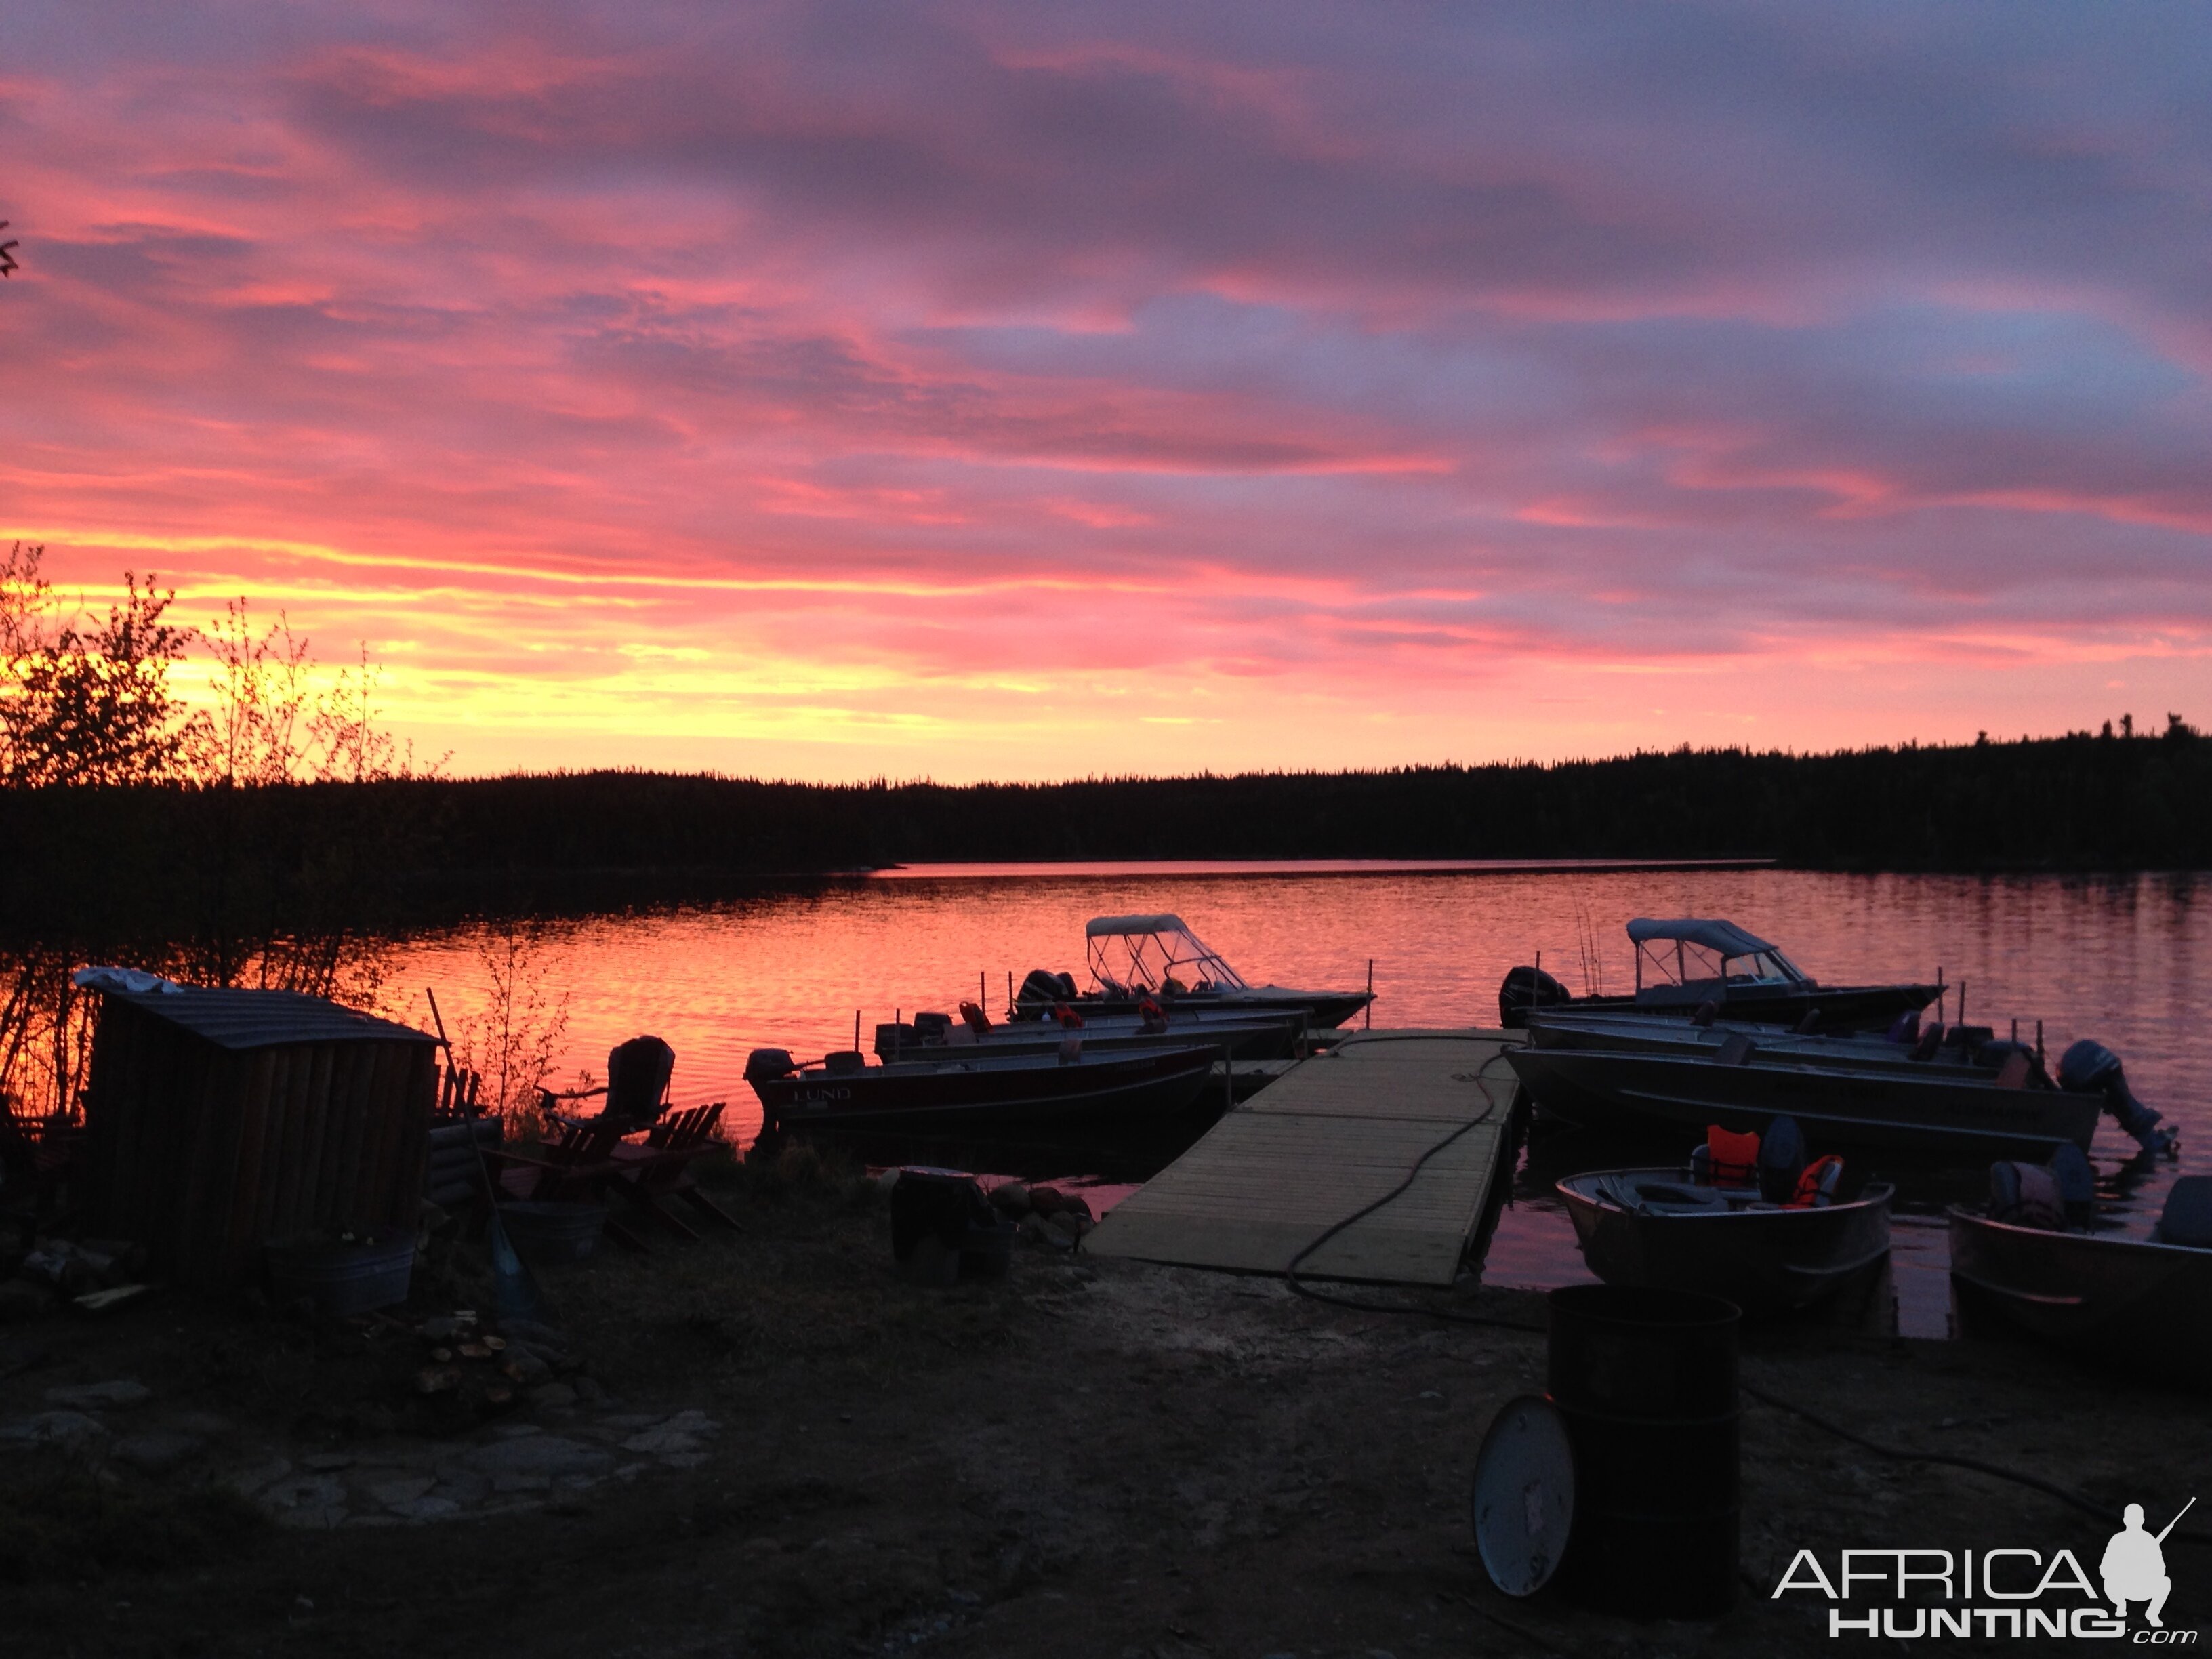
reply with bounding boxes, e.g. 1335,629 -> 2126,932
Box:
1085,913 -> 1191,937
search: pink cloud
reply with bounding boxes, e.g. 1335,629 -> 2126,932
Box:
0,3 -> 2207,780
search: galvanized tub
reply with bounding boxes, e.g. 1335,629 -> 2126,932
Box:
497,1200 -> 607,1265
265,1234 -> 415,1317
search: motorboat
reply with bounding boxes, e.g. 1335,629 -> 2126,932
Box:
1506,1036 -> 2102,1160
874,1004 -> 1311,1064
1012,914 -> 1374,1030
1949,1173 -> 2212,1385
1556,1163 -> 1893,1317
1512,1019 -> 2171,1162
745,1040 -> 1221,1133
1500,918 -> 1940,1031
1525,1006 -> 2038,1079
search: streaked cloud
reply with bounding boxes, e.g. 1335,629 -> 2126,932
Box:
3,1 -> 2207,777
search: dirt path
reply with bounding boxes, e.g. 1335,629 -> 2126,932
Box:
5,1170 -> 2205,1656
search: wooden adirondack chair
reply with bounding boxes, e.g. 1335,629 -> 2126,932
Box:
538,1036 -> 676,1132
489,1115 -> 654,1251
607,1102 -> 740,1240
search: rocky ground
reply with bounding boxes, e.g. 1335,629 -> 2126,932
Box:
3,1152 -> 2206,1658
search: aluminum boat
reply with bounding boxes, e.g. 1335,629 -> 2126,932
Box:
1500,917 -> 1939,1031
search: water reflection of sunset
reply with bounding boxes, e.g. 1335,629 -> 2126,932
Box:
392,867 -> 2212,1156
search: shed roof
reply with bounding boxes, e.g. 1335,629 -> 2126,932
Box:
98,986 -> 438,1052
1624,917 -> 1780,958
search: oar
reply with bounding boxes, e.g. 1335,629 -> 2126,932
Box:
426,987 -> 546,1323
2157,1496 -> 2198,1544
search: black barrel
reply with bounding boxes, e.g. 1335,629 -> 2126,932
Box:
1546,1284 -> 1740,1618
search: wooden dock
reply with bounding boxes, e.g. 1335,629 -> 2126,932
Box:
1085,1029 -> 1520,1286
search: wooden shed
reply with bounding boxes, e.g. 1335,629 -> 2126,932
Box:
81,985 -> 439,1290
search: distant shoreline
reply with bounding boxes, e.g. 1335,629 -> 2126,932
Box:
1,729 -> 2205,942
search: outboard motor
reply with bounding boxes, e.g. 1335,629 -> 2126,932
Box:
2057,1040 -> 2175,1155
1497,964 -> 1571,1029
744,1048 -> 796,1082
1017,969 -> 1069,1014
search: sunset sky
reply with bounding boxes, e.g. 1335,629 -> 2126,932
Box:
5,3 -> 2209,781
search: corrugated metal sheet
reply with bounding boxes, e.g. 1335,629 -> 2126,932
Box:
98,987 -> 436,1051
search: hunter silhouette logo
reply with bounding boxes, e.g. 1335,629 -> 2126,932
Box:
2104,1499 -> 2193,1630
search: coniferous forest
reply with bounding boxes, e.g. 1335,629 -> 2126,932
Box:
4,722 -> 2205,941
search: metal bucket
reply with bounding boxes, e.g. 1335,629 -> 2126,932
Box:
1546,1283 -> 1741,1618
265,1235 -> 415,1317
497,1201 -> 607,1265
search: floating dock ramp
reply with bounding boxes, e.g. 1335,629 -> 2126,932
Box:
1084,1029 -> 1519,1287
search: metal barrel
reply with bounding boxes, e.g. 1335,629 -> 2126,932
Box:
1545,1284 -> 1741,1618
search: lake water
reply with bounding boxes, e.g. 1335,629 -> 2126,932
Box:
385,863 -> 2209,1334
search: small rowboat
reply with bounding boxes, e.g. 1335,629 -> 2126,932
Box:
1948,1180 -> 2212,1385
1555,1168 -> 1893,1317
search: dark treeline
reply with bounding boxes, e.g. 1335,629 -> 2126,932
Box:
3,722 -> 2206,940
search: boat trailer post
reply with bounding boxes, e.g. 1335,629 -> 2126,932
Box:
854,1009 -> 861,1053
1366,960 -> 1373,1029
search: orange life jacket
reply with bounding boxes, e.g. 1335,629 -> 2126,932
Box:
1790,1154 -> 1845,1208
1135,993 -> 1167,1033
1706,1124 -> 1761,1187
1052,1003 -> 1085,1029
958,1000 -> 991,1036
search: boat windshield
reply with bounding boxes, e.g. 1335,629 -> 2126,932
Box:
1083,914 -> 1248,996
1631,923 -> 1808,998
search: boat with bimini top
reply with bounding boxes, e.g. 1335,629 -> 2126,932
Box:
1500,918 -> 1940,1032
1012,914 -> 1374,1030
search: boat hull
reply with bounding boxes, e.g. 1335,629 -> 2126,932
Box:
1513,982 -> 1938,1033
1557,1170 -> 1892,1317
1016,988 -> 1372,1031
1507,1046 -> 2097,1159
895,1017 -> 1303,1065
753,1045 -> 1220,1132
1526,1011 -> 2005,1077
1948,1209 -> 2212,1385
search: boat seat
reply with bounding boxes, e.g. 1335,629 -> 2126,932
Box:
823,1050 -> 867,1075
2156,1177 -> 2212,1248
1988,1160 -> 2065,1230
1714,1032 -> 1757,1067
1596,1174 -> 1733,1216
